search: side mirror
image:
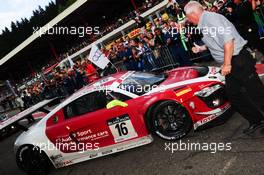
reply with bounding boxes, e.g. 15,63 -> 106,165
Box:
106,100 -> 128,109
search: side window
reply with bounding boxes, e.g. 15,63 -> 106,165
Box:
63,91 -> 108,119
107,91 -> 132,102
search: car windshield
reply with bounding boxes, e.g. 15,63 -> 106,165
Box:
194,66 -> 209,77
119,72 -> 166,95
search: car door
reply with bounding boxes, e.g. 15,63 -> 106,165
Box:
46,90 -> 149,154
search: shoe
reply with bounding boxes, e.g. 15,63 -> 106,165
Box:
243,122 -> 264,134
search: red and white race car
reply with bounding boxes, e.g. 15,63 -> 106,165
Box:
14,66 -> 262,175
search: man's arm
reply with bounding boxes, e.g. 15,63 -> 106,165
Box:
222,39 -> 234,76
251,0 -> 257,11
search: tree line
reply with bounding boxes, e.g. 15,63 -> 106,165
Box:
0,0 -> 77,59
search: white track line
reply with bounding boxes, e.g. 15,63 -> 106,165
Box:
218,156 -> 237,175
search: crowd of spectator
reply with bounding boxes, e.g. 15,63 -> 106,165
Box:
43,0 -> 165,69
18,59 -> 98,109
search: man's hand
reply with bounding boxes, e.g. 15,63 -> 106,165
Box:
221,65 -> 232,76
223,39 -> 234,76
192,43 -> 207,53
167,38 -> 172,45
251,0 -> 257,11
226,7 -> 233,13
192,46 -> 200,54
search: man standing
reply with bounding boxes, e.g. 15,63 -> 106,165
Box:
163,22 -> 192,66
184,1 -> 264,134
227,0 -> 264,54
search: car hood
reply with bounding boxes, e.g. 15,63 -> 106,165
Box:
161,67 -> 202,86
147,66 -> 223,95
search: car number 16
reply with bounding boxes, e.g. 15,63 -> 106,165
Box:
107,115 -> 138,143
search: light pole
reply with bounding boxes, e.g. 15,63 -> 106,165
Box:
130,0 -> 140,15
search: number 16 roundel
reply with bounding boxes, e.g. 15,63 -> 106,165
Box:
107,115 -> 138,143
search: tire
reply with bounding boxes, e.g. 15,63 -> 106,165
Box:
146,100 -> 193,141
0,128 -> 8,138
16,145 -> 51,175
0,129 -> 5,139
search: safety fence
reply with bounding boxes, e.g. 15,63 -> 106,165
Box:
113,45 -> 212,72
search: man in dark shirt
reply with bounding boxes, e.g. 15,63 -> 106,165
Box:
163,22 -> 192,66
228,0 -> 264,53
154,28 -> 167,47
122,45 -> 135,70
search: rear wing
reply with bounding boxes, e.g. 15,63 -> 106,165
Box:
0,97 -> 62,131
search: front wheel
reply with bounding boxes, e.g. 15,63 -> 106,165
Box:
16,145 -> 51,175
147,101 -> 193,141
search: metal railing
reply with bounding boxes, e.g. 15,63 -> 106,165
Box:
113,44 -> 212,72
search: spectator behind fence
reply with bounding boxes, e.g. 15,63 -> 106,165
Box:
162,21 -> 192,66
226,0 -> 264,54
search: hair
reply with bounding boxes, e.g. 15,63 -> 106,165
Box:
184,1 -> 204,15
163,21 -> 168,25
143,35 -> 149,40
154,28 -> 160,32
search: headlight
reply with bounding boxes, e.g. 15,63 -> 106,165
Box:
195,84 -> 222,98
195,84 -> 227,109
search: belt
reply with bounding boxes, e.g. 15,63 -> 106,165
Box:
233,44 -> 250,58
241,44 -> 250,51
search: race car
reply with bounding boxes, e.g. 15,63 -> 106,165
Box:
0,114 -> 15,137
14,66 -> 237,174
0,113 -> 8,122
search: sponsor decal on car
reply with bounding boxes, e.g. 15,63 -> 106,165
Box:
102,150 -> 113,155
50,154 -> 63,161
55,160 -> 73,167
175,87 -> 192,97
89,153 -> 98,159
193,104 -> 230,129
210,67 -> 217,74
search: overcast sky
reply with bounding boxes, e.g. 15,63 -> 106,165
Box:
0,0 -> 54,33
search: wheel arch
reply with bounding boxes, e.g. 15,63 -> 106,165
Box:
144,99 -> 182,131
144,99 -> 193,140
